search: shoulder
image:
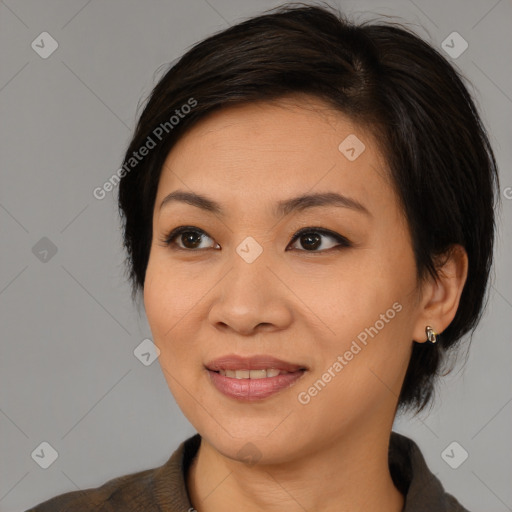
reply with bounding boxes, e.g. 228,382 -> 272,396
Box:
25,434 -> 200,512
24,465 -> 161,511
390,432 -> 472,512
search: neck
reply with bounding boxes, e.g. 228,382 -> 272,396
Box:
186,427 -> 404,512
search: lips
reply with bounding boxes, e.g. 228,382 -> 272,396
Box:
206,354 -> 308,401
205,354 -> 307,373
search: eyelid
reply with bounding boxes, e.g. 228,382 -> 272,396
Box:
160,225 -> 218,250
288,226 -> 351,251
160,225 -> 352,251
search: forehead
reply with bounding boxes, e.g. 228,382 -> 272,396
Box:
156,96 -> 392,216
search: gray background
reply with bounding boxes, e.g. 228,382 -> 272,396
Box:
1,0 -> 511,510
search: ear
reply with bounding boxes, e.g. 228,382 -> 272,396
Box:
412,244 -> 468,343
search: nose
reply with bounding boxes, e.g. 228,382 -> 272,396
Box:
207,247 -> 293,336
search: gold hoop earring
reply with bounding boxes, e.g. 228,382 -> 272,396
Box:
425,325 -> 437,343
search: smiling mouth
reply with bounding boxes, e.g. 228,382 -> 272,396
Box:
214,368 -> 302,379
207,368 -> 307,401
205,354 -> 307,373
205,354 -> 308,400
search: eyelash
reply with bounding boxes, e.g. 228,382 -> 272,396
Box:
159,225 -> 352,253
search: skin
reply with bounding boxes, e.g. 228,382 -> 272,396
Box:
143,95 -> 468,512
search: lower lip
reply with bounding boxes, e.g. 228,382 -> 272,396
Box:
207,369 -> 306,401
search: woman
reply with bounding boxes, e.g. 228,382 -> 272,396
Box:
27,3 -> 499,511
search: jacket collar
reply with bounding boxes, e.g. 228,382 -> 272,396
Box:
151,431 -> 469,511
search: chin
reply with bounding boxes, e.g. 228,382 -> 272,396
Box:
199,420 -> 309,467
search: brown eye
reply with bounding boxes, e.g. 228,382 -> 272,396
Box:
163,226 -> 218,250
288,228 -> 351,252
180,231 -> 206,249
298,232 -> 322,250
162,225 -> 351,253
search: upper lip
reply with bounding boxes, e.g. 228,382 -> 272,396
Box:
205,354 -> 307,372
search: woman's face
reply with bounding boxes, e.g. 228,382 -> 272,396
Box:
144,96 -> 427,463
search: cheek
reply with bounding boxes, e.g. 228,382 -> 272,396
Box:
293,259 -> 415,402
144,252 -> 183,326
143,252 -> 207,368
143,259 -> 166,336
143,258 -> 202,406
144,256 -> 183,350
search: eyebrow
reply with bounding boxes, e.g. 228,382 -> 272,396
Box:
159,189 -> 371,218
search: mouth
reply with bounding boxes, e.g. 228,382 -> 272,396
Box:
215,368 -> 299,379
205,354 -> 308,374
205,354 -> 308,401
